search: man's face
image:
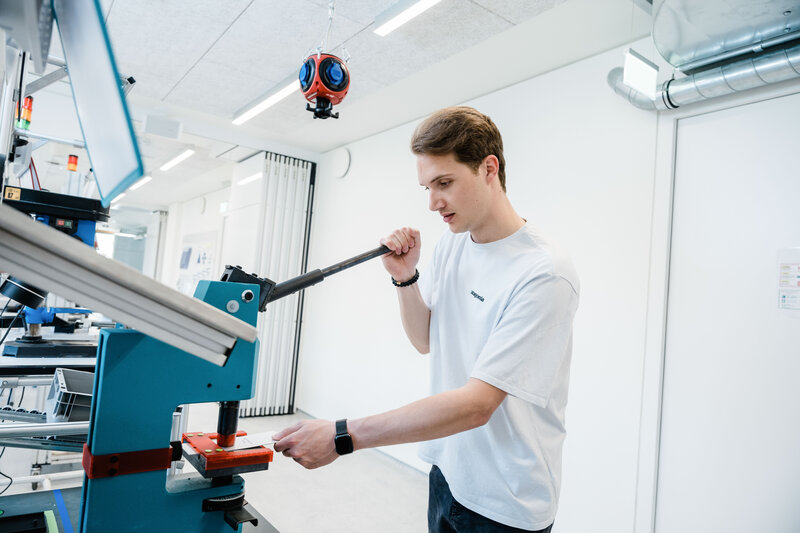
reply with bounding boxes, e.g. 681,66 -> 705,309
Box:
417,153 -> 490,235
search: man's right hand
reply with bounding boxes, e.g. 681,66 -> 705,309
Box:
380,227 -> 421,283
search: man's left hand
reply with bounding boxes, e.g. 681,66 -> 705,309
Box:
272,419 -> 339,469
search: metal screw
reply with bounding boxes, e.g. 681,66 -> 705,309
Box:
108,469 -> 117,476
784,10 -> 791,16
226,300 -> 239,313
241,289 -> 254,302
109,456 -> 118,463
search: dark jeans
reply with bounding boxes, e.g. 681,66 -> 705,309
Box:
428,465 -> 553,533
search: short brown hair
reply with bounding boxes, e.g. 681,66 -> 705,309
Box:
410,106 -> 506,191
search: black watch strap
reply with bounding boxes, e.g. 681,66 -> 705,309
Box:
334,418 -> 354,455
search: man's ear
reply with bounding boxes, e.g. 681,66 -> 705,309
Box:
483,155 -> 499,185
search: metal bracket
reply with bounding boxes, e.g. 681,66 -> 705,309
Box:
24,66 -> 67,96
225,503 -> 258,531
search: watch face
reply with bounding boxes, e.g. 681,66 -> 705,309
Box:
335,434 -> 354,455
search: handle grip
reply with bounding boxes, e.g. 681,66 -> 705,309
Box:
266,245 -> 392,304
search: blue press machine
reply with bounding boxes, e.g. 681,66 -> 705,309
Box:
77,246 -> 390,532
0,2 -> 392,528
81,280 -> 261,532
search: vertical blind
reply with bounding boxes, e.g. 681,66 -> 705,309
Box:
240,153 -> 315,417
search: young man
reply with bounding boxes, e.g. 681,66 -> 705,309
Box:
273,106 -> 579,532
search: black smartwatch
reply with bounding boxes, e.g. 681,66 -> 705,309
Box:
334,419 -> 354,455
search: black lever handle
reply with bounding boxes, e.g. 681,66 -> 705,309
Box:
266,245 -> 391,304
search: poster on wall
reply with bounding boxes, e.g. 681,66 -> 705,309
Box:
177,231 -> 218,296
778,248 -> 800,312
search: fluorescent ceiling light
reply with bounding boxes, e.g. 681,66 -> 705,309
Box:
160,149 -> 195,172
237,172 -> 262,186
374,0 -> 443,36
233,79 -> 300,125
623,48 -> 659,100
129,175 -> 152,191
115,232 -> 139,239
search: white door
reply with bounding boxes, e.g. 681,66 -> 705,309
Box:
655,92 -> 800,532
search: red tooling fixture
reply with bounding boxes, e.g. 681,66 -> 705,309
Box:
183,431 -> 273,474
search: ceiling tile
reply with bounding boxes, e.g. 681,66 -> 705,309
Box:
89,0 -> 639,209
305,0 -> 399,26
105,0 -> 254,100
331,1 -> 511,89
164,59 -> 281,117
126,72 -> 181,101
387,1 -> 512,55
470,0 -> 567,24
190,0 -> 364,104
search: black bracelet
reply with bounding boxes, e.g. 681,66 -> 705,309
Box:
391,269 -> 419,287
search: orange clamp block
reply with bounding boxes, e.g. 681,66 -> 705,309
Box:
182,431 -> 273,471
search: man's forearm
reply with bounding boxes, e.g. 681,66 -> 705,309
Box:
271,380 -> 507,469
396,283 -> 431,353
348,378 -> 506,451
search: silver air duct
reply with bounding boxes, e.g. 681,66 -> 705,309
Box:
607,67 -> 663,111
609,42 -> 800,110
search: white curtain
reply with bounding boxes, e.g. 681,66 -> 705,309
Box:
240,153 -> 314,416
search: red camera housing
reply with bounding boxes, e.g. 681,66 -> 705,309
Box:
299,53 -> 350,119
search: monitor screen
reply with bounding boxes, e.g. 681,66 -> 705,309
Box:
53,0 -> 143,207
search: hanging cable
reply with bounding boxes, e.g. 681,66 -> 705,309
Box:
0,447 -> 12,497
303,1 -> 337,59
15,386 -> 25,407
31,158 -> 41,190
0,307 -> 24,346
0,383 -> 19,496
323,1 -> 335,55
298,0 -> 351,119
16,52 -> 26,127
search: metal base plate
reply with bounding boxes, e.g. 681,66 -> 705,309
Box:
183,444 -> 271,479
2,340 -> 97,358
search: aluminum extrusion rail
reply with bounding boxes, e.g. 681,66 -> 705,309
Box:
0,202 -> 256,365
0,421 -> 89,437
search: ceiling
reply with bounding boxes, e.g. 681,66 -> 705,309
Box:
28,0 -> 650,210
104,0 -> 567,148
104,0 -> 565,152
101,0 -> 650,152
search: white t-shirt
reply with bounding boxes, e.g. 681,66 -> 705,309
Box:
418,222 -> 579,530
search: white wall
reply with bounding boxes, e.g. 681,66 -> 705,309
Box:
218,152 -> 266,276
297,40 -> 657,531
298,121 -> 438,470
160,186 -> 232,288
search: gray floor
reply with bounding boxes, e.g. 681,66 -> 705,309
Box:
222,411 -> 429,533
0,409 -> 429,532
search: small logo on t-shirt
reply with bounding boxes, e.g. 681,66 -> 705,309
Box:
470,290 -> 485,302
